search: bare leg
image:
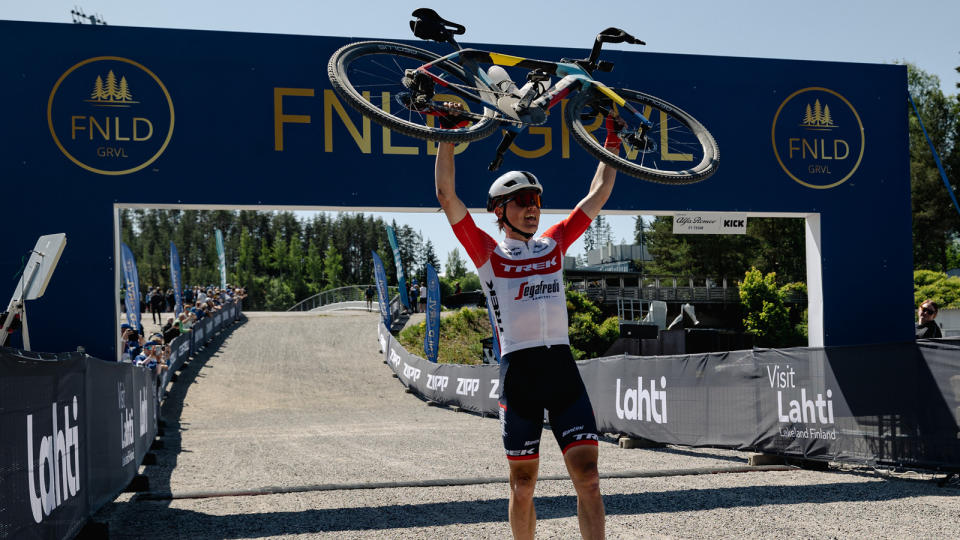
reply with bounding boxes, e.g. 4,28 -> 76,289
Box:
508,458 -> 539,540
564,444 -> 605,539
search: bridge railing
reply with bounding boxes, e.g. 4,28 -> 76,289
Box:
287,285 -> 399,312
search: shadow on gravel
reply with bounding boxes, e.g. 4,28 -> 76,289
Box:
123,479 -> 956,537
119,315 -> 246,499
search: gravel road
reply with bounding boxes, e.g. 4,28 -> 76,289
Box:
92,311 -> 960,539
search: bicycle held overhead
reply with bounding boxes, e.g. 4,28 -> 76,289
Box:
327,8 -> 719,184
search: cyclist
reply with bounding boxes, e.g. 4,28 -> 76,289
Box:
435,104 -> 622,540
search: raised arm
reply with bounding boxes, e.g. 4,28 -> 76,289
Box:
575,161 -> 617,219
574,114 -> 621,219
435,141 -> 468,225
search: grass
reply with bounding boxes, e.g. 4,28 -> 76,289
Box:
397,307 -> 492,365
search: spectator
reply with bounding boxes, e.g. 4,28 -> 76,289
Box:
365,284 -> 375,311
184,286 -> 195,304
176,312 -> 193,332
454,282 -> 462,295
136,341 -> 168,376
419,283 -> 427,312
916,300 -> 942,339
121,325 -> 144,363
162,317 -> 180,343
166,288 -> 176,312
149,286 -> 164,324
409,283 -> 419,313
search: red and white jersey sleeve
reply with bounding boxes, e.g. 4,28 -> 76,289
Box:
451,208 -> 592,356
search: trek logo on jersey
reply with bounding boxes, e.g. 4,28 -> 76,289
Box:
514,280 -> 561,300
492,251 -> 559,278
485,281 -> 504,335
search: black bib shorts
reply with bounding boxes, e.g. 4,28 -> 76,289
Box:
498,345 -> 599,460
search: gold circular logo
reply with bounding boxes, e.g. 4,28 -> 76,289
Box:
47,56 -> 174,175
771,87 -> 864,189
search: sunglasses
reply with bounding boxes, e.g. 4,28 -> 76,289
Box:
921,307 -> 935,315
507,191 -> 541,208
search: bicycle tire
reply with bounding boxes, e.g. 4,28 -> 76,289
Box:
565,87 -> 719,184
327,41 -> 500,143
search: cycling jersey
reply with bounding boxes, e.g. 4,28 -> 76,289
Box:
452,208 -> 591,356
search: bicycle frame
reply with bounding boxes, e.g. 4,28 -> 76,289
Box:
418,48 -> 655,133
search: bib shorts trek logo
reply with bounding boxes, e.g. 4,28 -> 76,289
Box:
771,87 -> 864,189
47,56 -> 174,175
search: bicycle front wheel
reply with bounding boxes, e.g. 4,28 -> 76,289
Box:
566,87 -> 719,184
328,41 -> 499,143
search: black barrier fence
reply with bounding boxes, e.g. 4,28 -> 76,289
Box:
378,323 -> 960,471
0,302 -> 242,539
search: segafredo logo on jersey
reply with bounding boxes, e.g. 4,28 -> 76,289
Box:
514,279 -> 561,300
615,376 -> 668,423
48,56 -> 174,175
767,364 -> 837,440
26,396 -> 81,524
772,87 -> 864,189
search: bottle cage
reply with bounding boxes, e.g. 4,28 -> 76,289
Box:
409,8 -> 465,43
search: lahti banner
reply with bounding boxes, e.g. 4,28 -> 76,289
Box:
385,225 -> 410,310
120,243 -> 141,332
424,263 -> 441,363
371,250 -> 391,329
215,229 -> 226,289
169,241 -> 183,315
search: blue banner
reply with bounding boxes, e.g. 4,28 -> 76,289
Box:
169,241 -> 183,316
424,263 -> 441,363
385,225 -> 410,310
371,250 -> 391,330
485,298 -> 502,364
120,243 -> 141,333
215,229 -> 226,290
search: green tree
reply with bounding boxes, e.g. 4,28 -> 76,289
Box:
445,249 -> 468,279
305,238 -> 324,294
323,243 -> 344,289
423,239 -> 441,278
908,63 -> 960,270
914,269 -> 960,309
263,277 -> 294,310
739,268 -> 794,347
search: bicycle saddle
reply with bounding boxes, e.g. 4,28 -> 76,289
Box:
410,8 -> 466,43
596,27 -> 645,46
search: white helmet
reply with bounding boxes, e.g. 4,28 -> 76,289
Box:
486,171 -> 543,211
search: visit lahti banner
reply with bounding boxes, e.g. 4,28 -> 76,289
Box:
120,243 -> 141,332
424,263 -> 440,363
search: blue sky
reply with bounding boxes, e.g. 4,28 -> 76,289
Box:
7,0 -> 959,270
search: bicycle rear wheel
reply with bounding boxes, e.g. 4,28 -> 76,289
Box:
565,87 -> 719,184
328,41 -> 499,143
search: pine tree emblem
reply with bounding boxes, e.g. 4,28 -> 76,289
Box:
799,99 -> 836,129
86,70 -> 139,105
